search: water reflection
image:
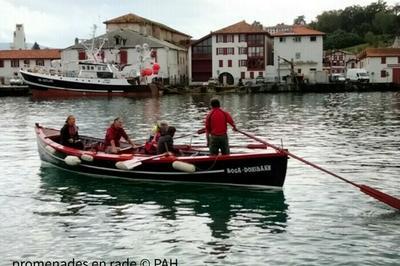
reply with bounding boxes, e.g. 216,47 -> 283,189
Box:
38,165 -> 289,241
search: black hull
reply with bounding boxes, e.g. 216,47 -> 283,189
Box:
21,71 -> 160,97
36,126 -> 288,187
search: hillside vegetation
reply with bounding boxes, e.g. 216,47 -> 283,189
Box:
305,0 -> 400,50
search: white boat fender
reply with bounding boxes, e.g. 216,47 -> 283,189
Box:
45,145 -> 56,154
81,154 -> 94,162
172,161 -> 196,173
115,160 -> 142,170
65,155 -> 81,166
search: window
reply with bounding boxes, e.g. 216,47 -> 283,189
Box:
293,37 -> 301,42
295,52 -> 301,59
241,72 -> 245,79
279,37 -> 286,42
398,57 -> 400,63
216,48 -> 223,55
226,35 -> 234,43
310,68 -> 316,71
258,72 -> 263,77
36,59 -> 44,66
238,60 -> 247,67
250,72 -> 254,79
247,34 -> 264,46
239,34 -> 247,42
23,59 -> 30,66
219,60 -> 223,67
381,70 -> 387,77
248,47 -> 264,57
381,57 -> 386,64
297,69 -> 302,74
78,51 -> 86,60
227,48 -> 234,55
192,37 -> 212,56
238,47 -> 247,54
11,60 -> 19,68
216,35 -> 223,43
310,36 -> 316,42
0,60 -> 4,68
228,60 -> 232,67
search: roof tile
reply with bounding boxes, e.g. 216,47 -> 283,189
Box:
272,25 -> 325,37
213,21 -> 267,34
0,49 -> 61,60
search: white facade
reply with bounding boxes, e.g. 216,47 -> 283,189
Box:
210,35 -> 271,85
359,56 -> 400,83
273,35 -> 323,81
61,46 -> 187,85
11,24 -> 26,50
0,59 -> 53,85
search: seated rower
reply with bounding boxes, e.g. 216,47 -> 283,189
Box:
104,117 -> 135,154
60,115 -> 84,150
157,126 -> 180,155
144,121 -> 168,154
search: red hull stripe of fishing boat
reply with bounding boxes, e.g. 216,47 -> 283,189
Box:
35,124 -> 288,188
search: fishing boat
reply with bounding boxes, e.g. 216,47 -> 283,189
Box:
35,124 -> 288,188
20,62 -> 161,97
20,35 -> 162,97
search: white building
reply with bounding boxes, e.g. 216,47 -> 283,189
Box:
103,13 -> 191,47
61,13 -> 190,85
358,48 -> 400,84
62,29 -> 188,85
271,25 -> 325,82
190,21 -> 273,85
0,49 -> 60,84
11,24 -> 26,50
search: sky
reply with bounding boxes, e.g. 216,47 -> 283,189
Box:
0,0 -> 399,48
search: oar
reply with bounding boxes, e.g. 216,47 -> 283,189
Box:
236,129 -> 400,210
174,128 -> 206,140
115,153 -> 169,170
177,143 -> 267,149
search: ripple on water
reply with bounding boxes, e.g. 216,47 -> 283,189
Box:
0,93 -> 399,265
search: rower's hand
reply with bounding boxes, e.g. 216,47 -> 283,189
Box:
232,126 -> 238,132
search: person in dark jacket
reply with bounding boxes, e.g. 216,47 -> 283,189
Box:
60,115 -> 84,149
205,98 -> 237,155
157,126 -> 179,155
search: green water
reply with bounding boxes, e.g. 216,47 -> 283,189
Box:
0,92 -> 399,265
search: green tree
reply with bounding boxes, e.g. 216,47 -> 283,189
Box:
293,15 -> 306,25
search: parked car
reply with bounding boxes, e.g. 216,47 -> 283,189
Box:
346,68 -> 370,83
255,75 -> 266,84
329,73 -> 346,83
9,77 -> 24,85
202,78 -> 219,86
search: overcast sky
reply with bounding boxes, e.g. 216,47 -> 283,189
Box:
1,0 -> 398,48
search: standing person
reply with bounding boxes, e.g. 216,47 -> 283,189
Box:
60,115 -> 84,149
205,98 -> 237,155
104,117 -> 135,153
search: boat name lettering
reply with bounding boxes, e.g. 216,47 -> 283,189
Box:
102,79 -> 111,83
38,78 -> 54,83
226,165 -> 271,174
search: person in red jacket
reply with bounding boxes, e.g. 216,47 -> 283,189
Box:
205,98 -> 237,155
104,117 -> 135,153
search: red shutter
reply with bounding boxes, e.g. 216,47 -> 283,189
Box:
120,50 -> 128,65
219,60 -> 223,67
78,51 -> 86,60
228,60 -> 232,67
